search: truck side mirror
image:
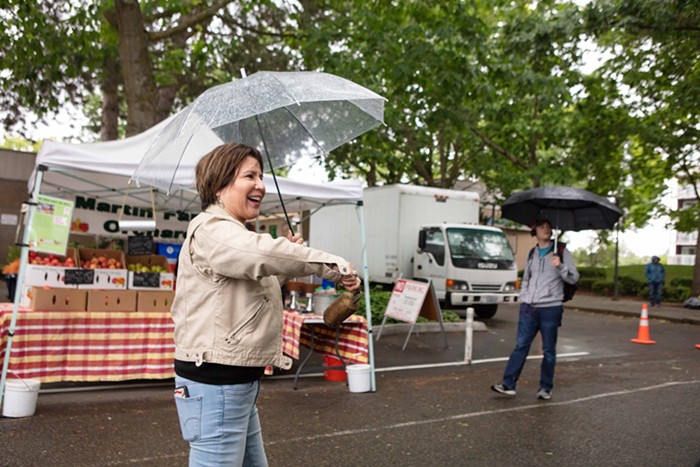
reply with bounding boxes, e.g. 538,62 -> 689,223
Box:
418,230 -> 426,250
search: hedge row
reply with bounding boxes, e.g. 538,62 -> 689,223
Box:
551,267 -> 694,302
577,275 -> 691,303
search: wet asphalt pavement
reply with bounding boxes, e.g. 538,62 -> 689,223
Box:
1,297 -> 699,466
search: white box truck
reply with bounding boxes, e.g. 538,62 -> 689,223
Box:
309,184 -> 519,319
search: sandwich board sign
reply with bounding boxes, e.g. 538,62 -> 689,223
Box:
376,278 -> 447,350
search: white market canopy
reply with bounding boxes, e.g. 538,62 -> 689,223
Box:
30,114 -> 363,218
15,117 -> 377,392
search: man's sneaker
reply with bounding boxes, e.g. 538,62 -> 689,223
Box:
491,384 -> 516,396
537,389 -> 552,400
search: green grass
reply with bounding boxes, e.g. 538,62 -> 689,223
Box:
605,264 -> 693,284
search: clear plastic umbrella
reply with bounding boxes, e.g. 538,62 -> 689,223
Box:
131,71 -> 385,194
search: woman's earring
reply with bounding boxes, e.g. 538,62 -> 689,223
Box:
216,197 -> 224,208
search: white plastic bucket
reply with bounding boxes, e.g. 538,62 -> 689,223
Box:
346,364 -> 371,393
3,378 -> 41,417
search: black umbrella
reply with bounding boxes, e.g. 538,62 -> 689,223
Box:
502,186 -> 622,248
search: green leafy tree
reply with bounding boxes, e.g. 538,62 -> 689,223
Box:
1,0 -> 299,139
292,0 -> 631,201
0,136 -> 41,152
293,1 -> 493,187
584,0 -> 700,295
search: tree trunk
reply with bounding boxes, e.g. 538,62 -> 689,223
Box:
114,0 -> 158,136
692,214 -> 700,296
100,55 -> 120,141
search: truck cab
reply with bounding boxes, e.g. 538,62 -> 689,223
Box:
413,223 -> 519,319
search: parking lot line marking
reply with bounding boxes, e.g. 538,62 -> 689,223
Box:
266,351 -> 591,380
267,380 -> 699,445
372,351 -> 590,373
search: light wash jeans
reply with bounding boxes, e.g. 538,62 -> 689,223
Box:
174,376 -> 268,467
502,303 -> 563,392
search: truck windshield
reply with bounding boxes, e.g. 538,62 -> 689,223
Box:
445,228 -> 515,270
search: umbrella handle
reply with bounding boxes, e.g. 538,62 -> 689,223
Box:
255,115 -> 295,236
267,165 -> 295,236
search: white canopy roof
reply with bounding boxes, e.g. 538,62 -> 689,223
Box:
31,116 -> 362,216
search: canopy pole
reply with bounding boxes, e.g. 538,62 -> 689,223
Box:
1,167 -> 45,408
356,201 -> 376,392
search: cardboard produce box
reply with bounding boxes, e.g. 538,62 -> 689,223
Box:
24,248 -> 80,288
27,286 -> 87,311
137,291 -> 176,313
77,249 -> 128,290
87,290 -> 137,312
127,255 -> 175,290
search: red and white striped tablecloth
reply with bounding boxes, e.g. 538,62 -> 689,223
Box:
0,304 -> 175,383
0,305 -> 369,383
281,310 -> 368,364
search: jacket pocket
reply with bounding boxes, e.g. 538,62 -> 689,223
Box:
174,395 -> 202,442
224,297 -> 269,346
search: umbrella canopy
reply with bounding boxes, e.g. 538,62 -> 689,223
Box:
131,71 -> 385,194
501,186 -> 622,232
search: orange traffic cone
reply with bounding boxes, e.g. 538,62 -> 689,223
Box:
631,304 -> 656,345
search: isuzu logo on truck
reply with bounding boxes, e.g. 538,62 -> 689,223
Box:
477,262 -> 498,269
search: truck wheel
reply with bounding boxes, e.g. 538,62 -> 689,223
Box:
474,305 -> 498,320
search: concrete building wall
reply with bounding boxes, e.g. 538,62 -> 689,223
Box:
0,149 -> 35,265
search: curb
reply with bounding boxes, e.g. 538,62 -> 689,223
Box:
567,305 -> 700,326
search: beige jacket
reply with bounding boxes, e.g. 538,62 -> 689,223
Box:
172,205 -> 351,370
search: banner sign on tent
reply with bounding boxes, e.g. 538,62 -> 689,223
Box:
69,195 -> 195,240
28,195 -> 74,255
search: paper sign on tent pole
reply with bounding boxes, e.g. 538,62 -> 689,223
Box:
376,278 -> 447,351
28,194 -> 73,255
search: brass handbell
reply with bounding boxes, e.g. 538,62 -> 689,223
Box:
323,289 -> 363,328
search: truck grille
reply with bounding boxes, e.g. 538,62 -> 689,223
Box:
471,284 -> 501,292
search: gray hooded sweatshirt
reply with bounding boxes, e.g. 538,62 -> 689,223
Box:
520,244 -> 580,307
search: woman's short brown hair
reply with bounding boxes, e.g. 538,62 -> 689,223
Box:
196,143 -> 264,211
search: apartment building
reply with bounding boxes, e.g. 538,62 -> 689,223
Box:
668,183 -> 699,266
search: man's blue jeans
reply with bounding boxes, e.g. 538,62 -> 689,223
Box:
648,281 -> 662,305
502,303 -> 563,392
174,376 -> 268,467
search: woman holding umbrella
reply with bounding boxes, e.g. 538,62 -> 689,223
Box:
491,217 -> 579,401
171,143 -> 360,466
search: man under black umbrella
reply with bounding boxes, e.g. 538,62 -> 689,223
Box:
491,217 -> 580,401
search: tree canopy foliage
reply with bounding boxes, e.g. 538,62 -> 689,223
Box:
583,0 -> 700,293
292,1 -> 601,195
1,0 -> 299,138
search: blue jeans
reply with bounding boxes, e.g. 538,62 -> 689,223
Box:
174,376 -> 268,467
648,282 -> 662,305
502,303 -> 563,392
